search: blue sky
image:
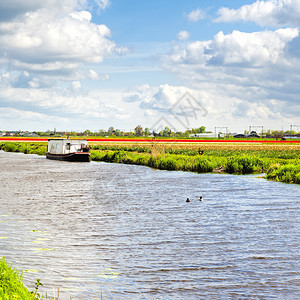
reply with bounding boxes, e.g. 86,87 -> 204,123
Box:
96,0 -> 260,42
0,0 -> 299,133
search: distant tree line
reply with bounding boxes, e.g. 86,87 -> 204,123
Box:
66,126 -> 207,137
2,127 -> 299,138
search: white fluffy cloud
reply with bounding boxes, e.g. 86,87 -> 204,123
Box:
233,100 -> 282,119
125,84 -> 211,116
0,0 -> 125,80
0,0 -> 130,130
124,84 -> 213,131
160,25 -> 300,126
0,83 -> 129,130
125,84 -> 190,110
94,0 -> 110,10
0,0 -> 110,19
0,0 -> 56,21
0,12 -> 118,74
215,0 -> 300,27
177,30 -> 190,41
164,0 -> 300,126
187,8 -> 205,22
169,28 -> 298,66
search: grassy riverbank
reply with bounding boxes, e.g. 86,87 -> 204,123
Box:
0,257 -> 43,299
90,142 -> 300,183
0,142 -> 47,156
1,141 -> 300,184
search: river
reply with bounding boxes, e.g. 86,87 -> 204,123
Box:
0,151 -> 299,299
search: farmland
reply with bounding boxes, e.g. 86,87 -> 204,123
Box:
1,138 -> 299,184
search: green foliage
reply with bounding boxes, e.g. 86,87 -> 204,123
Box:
32,279 -> 43,299
90,148 -> 283,177
134,125 -> 143,136
225,155 -> 270,174
0,142 -> 20,152
266,163 -> 300,184
156,156 -> 178,170
90,150 -> 226,174
90,145 -> 300,160
90,150 -> 107,161
91,144 -> 151,153
194,156 -> 215,173
0,257 -> 42,299
0,142 -> 47,156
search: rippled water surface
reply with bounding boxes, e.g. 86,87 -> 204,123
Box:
0,151 -> 299,299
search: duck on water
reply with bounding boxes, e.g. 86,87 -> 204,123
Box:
186,196 -> 203,202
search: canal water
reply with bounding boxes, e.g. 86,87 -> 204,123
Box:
0,151 -> 299,299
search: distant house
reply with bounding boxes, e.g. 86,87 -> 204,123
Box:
248,131 -> 260,138
31,132 -> 39,137
233,131 -> 260,138
27,132 -> 39,137
233,133 -> 247,138
282,134 -> 300,140
189,133 -> 217,138
20,131 -> 39,137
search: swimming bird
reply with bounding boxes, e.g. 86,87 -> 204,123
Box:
186,198 -> 190,202
199,196 -> 203,201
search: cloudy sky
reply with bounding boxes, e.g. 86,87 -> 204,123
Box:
0,0 -> 299,132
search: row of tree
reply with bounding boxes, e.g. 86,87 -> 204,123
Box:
77,126 -> 207,137
70,127 -> 299,138
33,126 -> 206,137
5,127 -> 299,138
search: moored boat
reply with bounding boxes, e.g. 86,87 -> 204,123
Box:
46,139 -> 90,162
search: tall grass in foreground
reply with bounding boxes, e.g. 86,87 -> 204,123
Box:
0,257 -> 42,299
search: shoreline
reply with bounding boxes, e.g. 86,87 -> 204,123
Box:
0,141 -> 299,184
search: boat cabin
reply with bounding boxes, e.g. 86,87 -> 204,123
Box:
47,139 -> 90,162
47,139 -> 88,154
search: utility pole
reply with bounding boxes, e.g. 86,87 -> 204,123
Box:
215,126 -> 228,138
290,125 -> 300,133
249,125 -> 264,136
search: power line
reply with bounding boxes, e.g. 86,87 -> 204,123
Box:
290,125 -> 300,132
215,127 -> 228,137
249,125 -> 264,135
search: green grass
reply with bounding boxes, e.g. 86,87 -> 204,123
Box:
91,150 -> 222,172
0,142 -> 47,156
0,257 -> 43,299
225,155 -> 271,174
90,144 -> 300,159
90,147 -> 299,181
266,163 -> 300,184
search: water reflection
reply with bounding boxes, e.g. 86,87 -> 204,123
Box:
0,151 -> 299,299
